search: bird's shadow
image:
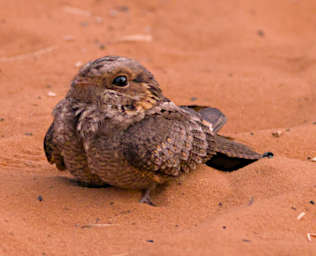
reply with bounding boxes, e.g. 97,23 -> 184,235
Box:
56,176 -> 112,188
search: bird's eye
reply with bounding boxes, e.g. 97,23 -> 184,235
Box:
112,75 -> 128,87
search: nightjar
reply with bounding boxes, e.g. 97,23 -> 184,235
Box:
44,56 -> 272,205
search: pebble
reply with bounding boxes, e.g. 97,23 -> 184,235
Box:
109,9 -> 118,17
64,35 -> 75,41
48,91 -> 56,97
95,16 -> 103,23
257,29 -> 265,37
311,157 -> 316,162
272,130 -> 282,137
80,21 -> 89,27
117,6 -> 129,12
75,61 -> 83,68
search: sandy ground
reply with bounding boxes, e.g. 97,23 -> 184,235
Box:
0,0 -> 315,255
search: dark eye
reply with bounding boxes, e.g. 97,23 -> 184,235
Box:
112,75 -> 128,87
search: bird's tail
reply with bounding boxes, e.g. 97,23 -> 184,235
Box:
206,135 -> 273,171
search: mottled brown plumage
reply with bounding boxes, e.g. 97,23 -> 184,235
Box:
44,56 -> 271,205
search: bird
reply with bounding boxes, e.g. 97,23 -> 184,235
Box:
44,56 -> 273,205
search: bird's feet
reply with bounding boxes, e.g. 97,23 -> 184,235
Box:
140,188 -> 156,206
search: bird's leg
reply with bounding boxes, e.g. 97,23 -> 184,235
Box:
140,184 -> 157,206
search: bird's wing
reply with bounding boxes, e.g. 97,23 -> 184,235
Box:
121,108 -> 216,177
180,105 -> 226,133
44,122 -> 66,171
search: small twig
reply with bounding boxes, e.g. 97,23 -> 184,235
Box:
63,6 -> 91,16
48,91 -> 57,97
80,223 -> 118,229
297,212 -> 305,220
307,233 -> 316,241
0,46 -> 56,62
118,34 -> 152,43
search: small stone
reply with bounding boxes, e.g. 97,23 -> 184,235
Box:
250,132 -> 254,136
257,29 -> 265,37
311,157 -> 316,162
309,200 -> 315,205
190,97 -> 198,102
75,61 -> 83,68
24,132 -> 33,136
80,21 -> 89,27
117,6 -> 129,12
146,240 -> 154,243
64,35 -> 75,41
248,196 -> 254,206
218,202 -> 223,207
262,152 -> 274,158
222,226 -> 226,229
38,195 -> 43,202
99,44 -> 106,50
48,91 -> 56,97
109,9 -> 118,17
272,130 -> 282,137
95,16 -> 103,23
0,118 -> 4,122
242,239 -> 251,242
120,210 -> 131,214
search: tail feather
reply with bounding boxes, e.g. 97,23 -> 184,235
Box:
206,135 -> 265,172
214,135 -> 262,160
181,104 -> 273,171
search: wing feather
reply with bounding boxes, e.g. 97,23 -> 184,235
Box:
44,122 -> 66,171
122,107 -> 215,176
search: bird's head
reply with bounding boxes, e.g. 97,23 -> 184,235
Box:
68,56 -> 164,112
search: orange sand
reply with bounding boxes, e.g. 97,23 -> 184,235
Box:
0,0 -> 315,255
